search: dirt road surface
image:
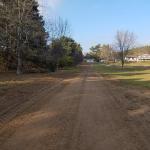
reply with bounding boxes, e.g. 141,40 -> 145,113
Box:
0,65 -> 150,150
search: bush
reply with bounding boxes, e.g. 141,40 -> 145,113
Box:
59,56 -> 74,68
46,61 -> 57,72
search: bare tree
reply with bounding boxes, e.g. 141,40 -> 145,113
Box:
46,17 -> 71,42
115,30 -> 136,68
16,0 -> 37,75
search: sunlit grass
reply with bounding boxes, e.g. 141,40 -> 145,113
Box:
110,61 -> 150,67
0,80 -> 33,86
94,63 -> 150,88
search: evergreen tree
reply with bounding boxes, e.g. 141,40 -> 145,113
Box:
0,0 -> 47,74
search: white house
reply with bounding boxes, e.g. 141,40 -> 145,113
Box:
85,59 -> 95,63
125,54 -> 150,62
138,54 -> 150,61
125,56 -> 139,62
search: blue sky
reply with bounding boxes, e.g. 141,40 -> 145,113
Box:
38,0 -> 150,52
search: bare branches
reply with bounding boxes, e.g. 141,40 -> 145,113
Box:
115,30 -> 136,68
46,17 -> 71,42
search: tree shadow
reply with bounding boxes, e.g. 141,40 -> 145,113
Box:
113,78 -> 150,88
109,72 -> 150,77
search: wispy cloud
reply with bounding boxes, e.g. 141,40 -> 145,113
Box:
38,0 -> 61,10
37,0 -> 62,18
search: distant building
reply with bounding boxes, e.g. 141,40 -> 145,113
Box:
125,54 -> 150,62
85,59 -> 95,63
125,56 -> 139,62
138,54 -> 150,61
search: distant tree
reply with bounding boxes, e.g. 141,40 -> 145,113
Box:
100,45 -> 114,62
70,43 -> 83,65
128,46 -> 150,56
44,17 -> 71,70
49,36 -> 83,71
89,44 -> 115,62
46,17 -> 71,42
115,30 -> 136,68
89,44 -> 101,62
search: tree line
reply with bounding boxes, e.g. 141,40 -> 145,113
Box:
86,30 -> 142,68
0,0 -> 83,74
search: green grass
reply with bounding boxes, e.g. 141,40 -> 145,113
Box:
62,66 -> 80,73
109,61 -> 150,67
125,61 -> 150,67
94,63 -> 150,89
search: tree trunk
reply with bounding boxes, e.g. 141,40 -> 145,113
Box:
56,62 -> 59,71
17,49 -> 23,75
16,0 -> 23,75
121,49 -> 124,69
121,60 -> 124,69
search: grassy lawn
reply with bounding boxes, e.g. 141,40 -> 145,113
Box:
126,61 -> 150,67
94,62 -> 150,88
59,66 -> 81,74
